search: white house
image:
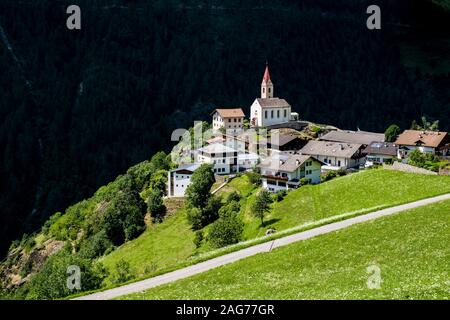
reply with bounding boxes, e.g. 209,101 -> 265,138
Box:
196,143 -> 238,174
250,64 -> 292,127
237,152 -> 260,171
212,108 -> 245,134
167,163 -> 201,197
300,140 -> 365,170
363,142 -> 398,165
395,130 -> 449,158
258,153 -> 322,192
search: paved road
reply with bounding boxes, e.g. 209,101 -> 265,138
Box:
74,193 -> 450,300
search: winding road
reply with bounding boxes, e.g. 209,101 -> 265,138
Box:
74,193 -> 450,300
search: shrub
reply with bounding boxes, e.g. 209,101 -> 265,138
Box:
336,168 -> 347,176
321,170 -> 337,182
246,171 -> 261,185
208,213 -> 243,248
78,231 -> 113,260
272,190 -> 287,202
187,196 -> 222,230
147,189 -> 167,222
25,249 -> 107,300
193,231 -> 204,249
111,259 -> 133,285
299,178 -> 309,186
226,191 -> 241,203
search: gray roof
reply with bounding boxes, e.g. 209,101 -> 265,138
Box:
300,140 -> 362,158
171,163 -> 201,173
258,154 -> 312,172
256,98 -> 291,109
320,130 -> 385,145
363,142 -> 398,156
197,144 -> 236,154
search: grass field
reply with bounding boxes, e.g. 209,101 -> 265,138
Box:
101,169 -> 450,286
122,199 -> 450,300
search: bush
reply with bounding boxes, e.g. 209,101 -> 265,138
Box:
299,178 -> 309,186
187,196 -> 222,230
336,168 -> 347,176
246,171 -> 261,185
272,190 -> 287,202
321,170 -> 337,182
208,213 -> 243,248
78,231 -> 113,260
25,249 -> 107,300
193,231 -> 204,249
226,191 -> 241,203
147,189 -> 167,222
111,259 -> 133,285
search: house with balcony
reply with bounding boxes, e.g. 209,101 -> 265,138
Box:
196,143 -> 238,174
300,140 -> 365,170
395,130 -> 450,159
258,153 -> 322,192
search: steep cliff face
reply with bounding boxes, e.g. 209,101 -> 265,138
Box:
0,0 -> 449,259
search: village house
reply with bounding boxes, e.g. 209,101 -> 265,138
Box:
395,130 -> 450,158
167,163 -> 201,197
196,143 -> 238,174
206,133 -> 247,153
300,140 -> 365,170
268,132 -> 307,151
363,142 -> 398,165
250,64 -> 292,127
237,152 -> 260,171
319,130 -> 385,146
258,153 -> 322,192
211,108 -> 245,134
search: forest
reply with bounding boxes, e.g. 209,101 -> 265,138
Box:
0,0 -> 449,257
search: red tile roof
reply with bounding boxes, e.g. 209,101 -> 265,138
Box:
395,130 -> 448,148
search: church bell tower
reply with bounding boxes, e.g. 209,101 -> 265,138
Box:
261,62 -> 273,99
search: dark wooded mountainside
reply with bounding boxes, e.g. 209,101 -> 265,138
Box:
0,0 -> 449,257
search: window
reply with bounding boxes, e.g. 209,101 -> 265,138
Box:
284,109 -> 287,117
263,88 -> 265,93
234,118 -> 237,122
228,119 -> 231,122
265,111 -> 268,118
338,160 -> 341,166
271,110 -> 274,118
277,110 -> 280,118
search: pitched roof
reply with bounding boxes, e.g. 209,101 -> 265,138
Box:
262,64 -> 271,84
197,144 -> 236,154
394,130 -> 448,148
270,134 -> 300,147
171,163 -> 201,173
300,140 -> 362,158
255,98 -> 291,109
363,142 -> 398,156
258,154 -> 313,172
320,130 -> 385,145
213,108 -> 245,118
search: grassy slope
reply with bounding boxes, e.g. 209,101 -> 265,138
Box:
243,169 -> 450,239
123,199 -> 450,300
100,169 -> 450,285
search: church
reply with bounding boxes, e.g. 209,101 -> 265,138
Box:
250,63 -> 292,127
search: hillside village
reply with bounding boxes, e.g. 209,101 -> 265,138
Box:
168,63 -> 450,196
1,63 -> 449,301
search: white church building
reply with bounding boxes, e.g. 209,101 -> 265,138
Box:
250,64 -> 292,127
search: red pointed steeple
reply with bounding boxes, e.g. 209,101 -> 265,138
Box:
262,61 -> 271,84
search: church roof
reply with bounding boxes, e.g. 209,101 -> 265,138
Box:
262,64 -> 271,84
256,98 -> 291,109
